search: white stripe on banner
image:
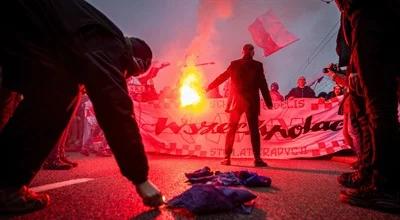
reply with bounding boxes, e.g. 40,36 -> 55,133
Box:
31,178 -> 94,192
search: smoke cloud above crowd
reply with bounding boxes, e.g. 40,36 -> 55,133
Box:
88,0 -> 340,94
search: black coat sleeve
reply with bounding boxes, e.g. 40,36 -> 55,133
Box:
258,64 -> 273,108
207,64 -> 231,91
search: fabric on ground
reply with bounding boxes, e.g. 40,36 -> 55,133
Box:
185,167 -> 272,187
184,166 -> 213,179
167,184 -> 256,214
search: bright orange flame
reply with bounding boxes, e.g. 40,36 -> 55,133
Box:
178,63 -> 207,112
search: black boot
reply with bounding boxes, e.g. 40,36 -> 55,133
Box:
254,158 -> 268,167
220,155 -> 231,165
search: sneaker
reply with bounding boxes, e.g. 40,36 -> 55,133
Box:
340,186 -> 400,212
338,171 -> 370,188
42,161 -> 73,170
0,186 -> 50,214
135,180 -> 165,207
60,156 -> 78,167
254,159 -> 268,167
220,158 -> 231,166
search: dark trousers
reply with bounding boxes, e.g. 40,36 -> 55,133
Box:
0,88 -> 21,133
0,29 -> 148,188
349,90 -> 372,174
225,106 -> 261,160
351,9 -> 400,190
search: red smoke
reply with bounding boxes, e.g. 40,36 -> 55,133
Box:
186,0 -> 234,57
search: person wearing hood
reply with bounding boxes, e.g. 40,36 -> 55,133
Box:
0,0 -> 164,213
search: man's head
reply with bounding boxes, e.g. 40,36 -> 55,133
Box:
126,37 -> 153,77
242,43 -> 255,58
271,82 -> 279,91
297,76 -> 306,88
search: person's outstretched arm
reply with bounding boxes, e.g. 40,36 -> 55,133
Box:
206,65 -> 231,92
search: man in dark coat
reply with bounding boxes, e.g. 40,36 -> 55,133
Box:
285,76 -> 316,99
0,0 -> 164,213
207,44 -> 273,167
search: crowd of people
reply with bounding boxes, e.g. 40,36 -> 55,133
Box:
129,71 -> 343,103
0,0 -> 399,215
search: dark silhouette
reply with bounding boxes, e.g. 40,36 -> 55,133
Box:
317,92 -> 328,99
207,44 -> 273,167
0,0 -> 163,213
334,0 -> 400,211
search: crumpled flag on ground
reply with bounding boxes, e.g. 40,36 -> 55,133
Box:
167,184 -> 256,214
185,167 -> 271,187
213,172 -> 242,186
236,170 -> 272,187
184,166 -> 213,179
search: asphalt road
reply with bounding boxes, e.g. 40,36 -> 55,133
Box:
2,153 -> 400,220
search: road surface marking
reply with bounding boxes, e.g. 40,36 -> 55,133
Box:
32,178 -> 94,192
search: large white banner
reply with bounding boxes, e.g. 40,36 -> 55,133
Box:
133,96 -> 351,159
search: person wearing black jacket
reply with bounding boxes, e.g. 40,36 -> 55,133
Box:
334,0 -> 400,211
207,44 -> 273,167
0,0 -> 163,213
285,76 -> 316,99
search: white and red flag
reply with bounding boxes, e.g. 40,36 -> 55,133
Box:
248,10 -> 299,56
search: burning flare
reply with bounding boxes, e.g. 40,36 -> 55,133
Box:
178,63 -> 207,112
180,75 -> 201,106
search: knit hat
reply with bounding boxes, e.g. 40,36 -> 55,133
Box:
126,37 -> 153,76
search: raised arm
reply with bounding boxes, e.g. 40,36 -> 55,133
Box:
325,68 -> 348,87
206,65 -> 231,92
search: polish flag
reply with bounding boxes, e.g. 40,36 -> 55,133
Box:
248,10 -> 299,57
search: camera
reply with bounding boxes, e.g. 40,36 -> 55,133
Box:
323,63 -> 339,73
